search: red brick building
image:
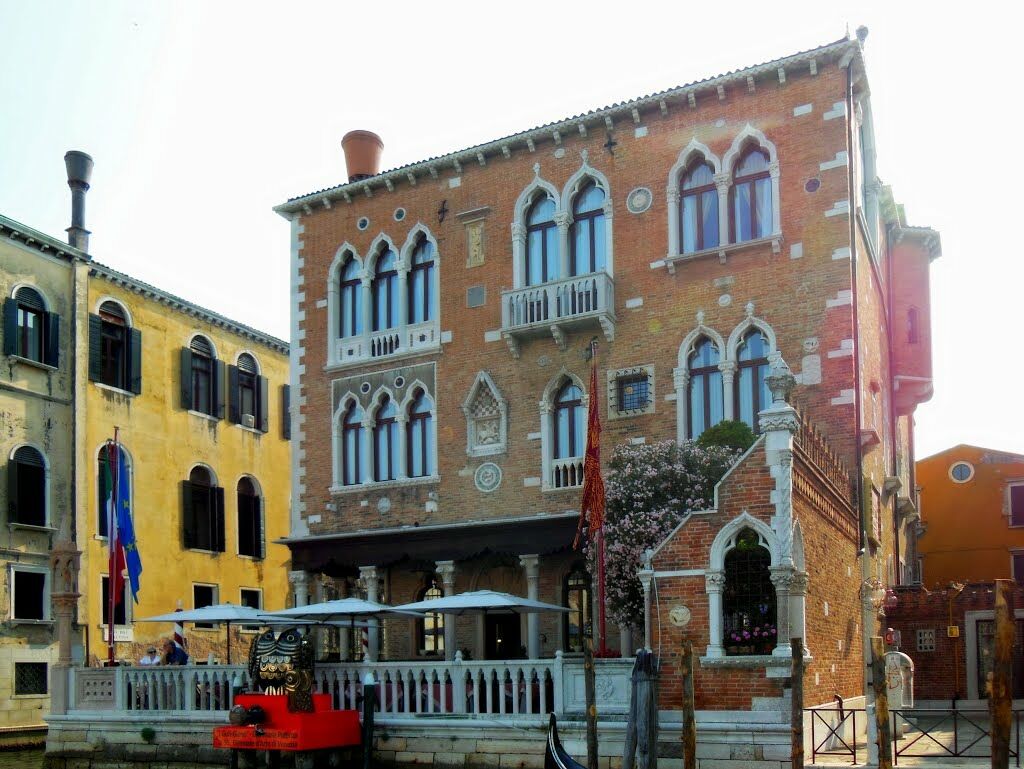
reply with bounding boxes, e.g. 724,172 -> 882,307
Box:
274,32 -> 939,756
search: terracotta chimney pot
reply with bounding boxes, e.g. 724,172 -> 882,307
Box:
341,130 -> 384,183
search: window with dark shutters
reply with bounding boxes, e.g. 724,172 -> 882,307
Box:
182,466 -> 225,552
237,477 -> 263,558
186,336 -> 217,416
1011,484 -> 1024,527
8,446 -> 46,527
3,288 -> 59,366
92,302 -> 140,392
282,385 -> 291,439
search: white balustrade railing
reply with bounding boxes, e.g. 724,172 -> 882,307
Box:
68,656 -> 564,720
333,321 -> 440,367
551,457 -> 584,489
503,273 -> 614,332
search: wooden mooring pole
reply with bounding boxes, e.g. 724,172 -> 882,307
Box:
991,579 -> 1014,769
681,640 -> 696,769
585,639 -> 599,769
792,638 -> 804,769
870,636 -> 893,769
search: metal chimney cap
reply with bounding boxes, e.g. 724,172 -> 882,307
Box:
64,150 -> 94,187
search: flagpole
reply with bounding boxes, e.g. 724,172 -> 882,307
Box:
106,427 -> 119,666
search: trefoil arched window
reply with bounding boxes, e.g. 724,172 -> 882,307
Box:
372,249 -> 399,332
339,257 -> 362,338
406,389 -> 433,478
681,160 -> 719,254
723,527 -> 776,656
342,402 -> 364,486
731,146 -> 772,243
735,330 -> 771,432
408,237 -> 435,325
570,182 -> 606,275
687,337 -> 723,439
525,196 -> 558,286
373,396 -> 399,482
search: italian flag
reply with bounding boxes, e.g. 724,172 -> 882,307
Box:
103,444 -> 127,608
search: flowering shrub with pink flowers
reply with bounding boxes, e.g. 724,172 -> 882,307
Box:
592,440 -> 742,628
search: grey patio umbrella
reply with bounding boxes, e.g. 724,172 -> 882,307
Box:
392,589 -> 570,616
139,603 -> 300,664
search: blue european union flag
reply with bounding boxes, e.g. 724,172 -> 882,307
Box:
114,447 -> 142,603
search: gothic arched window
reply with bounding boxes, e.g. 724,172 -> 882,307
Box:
570,182 -> 606,276
339,257 -> 362,338
373,396 -> 399,482
372,248 -> 399,332
553,381 -> 584,460
723,528 -> 776,656
731,146 -> 772,243
406,388 -> 434,478
416,580 -> 445,656
735,330 -> 771,432
342,402 -> 364,486
681,159 -> 719,254
525,196 -> 558,286
407,237 -> 435,325
687,337 -> 723,439
563,563 -> 592,653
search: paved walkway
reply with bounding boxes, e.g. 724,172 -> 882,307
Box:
812,711 -> 1021,767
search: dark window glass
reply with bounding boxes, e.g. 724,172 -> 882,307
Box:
723,528 -> 776,656
408,238 -> 435,324
417,581 -> 445,656
1012,485 -> 1024,527
406,389 -> 433,478
14,662 -> 48,695
339,257 -> 363,338
731,147 -> 772,243
617,375 -> 649,413
525,196 -> 558,286
342,402 -> 364,485
373,396 -> 398,482
570,182 -> 606,276
1014,554 -> 1024,586
10,445 -> 46,527
240,588 -> 262,632
688,338 -> 724,438
186,466 -> 223,552
553,381 -> 584,460
681,160 -> 720,254
372,249 -> 398,331
237,477 -> 262,558
735,330 -> 771,433
193,584 -> 216,629
13,571 -> 45,621
564,563 -> 592,653
14,287 -> 45,362
190,336 -> 214,415
237,354 -> 257,421
100,575 -> 127,626
99,302 -> 129,390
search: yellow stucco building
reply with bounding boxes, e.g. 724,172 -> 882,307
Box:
78,262 -> 292,665
0,214 -> 87,738
916,444 -> 1024,587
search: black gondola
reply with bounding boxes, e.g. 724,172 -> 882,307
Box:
545,713 -> 587,769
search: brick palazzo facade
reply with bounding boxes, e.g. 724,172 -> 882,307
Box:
273,32 -> 940,755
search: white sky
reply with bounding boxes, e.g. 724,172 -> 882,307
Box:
0,1 -> 1018,458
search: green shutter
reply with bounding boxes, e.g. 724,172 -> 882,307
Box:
44,312 -> 59,367
3,299 -> 18,357
227,365 -> 240,424
7,457 -> 19,523
179,348 -> 192,409
214,486 -> 226,552
181,480 -> 196,549
258,376 -> 269,433
282,385 -> 291,440
88,314 -> 103,382
98,452 -> 109,537
214,360 -> 226,420
128,328 -> 142,394
256,496 -> 264,558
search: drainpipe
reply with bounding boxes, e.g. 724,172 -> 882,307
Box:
845,53 -> 878,766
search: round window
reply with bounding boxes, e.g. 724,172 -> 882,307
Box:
393,208 -> 406,222
949,462 -> 974,483
360,382 -> 371,394
357,217 -> 370,231
394,376 -> 405,388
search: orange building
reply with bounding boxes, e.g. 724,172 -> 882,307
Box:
916,445 -> 1024,587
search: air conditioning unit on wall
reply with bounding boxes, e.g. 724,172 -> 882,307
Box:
242,414 -> 255,429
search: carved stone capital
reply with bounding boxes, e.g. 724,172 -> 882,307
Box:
788,571 -> 810,596
510,222 -> 526,240
288,570 -> 310,589
713,172 -> 731,190
705,570 -> 726,592
637,568 -> 655,592
672,366 -> 690,389
666,188 -> 681,205
768,161 -> 780,179
758,410 -> 799,435
769,566 -> 798,592
519,554 -> 540,580
435,560 -> 456,588
553,212 -> 572,231
717,360 -> 738,375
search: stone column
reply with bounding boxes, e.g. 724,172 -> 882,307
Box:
436,560 -> 457,661
49,541 -> 81,716
718,361 -> 737,421
666,188 -> 681,257
519,554 -> 540,659
396,257 -> 409,332
619,625 -> 633,658
396,412 -> 408,480
510,222 -> 526,288
714,173 -> 731,246
539,399 -> 552,489
769,567 -> 793,659
359,565 -> 380,662
790,571 -> 809,655
638,568 -> 655,651
673,366 -> 689,441
554,212 -> 571,280
289,570 -> 310,608
705,571 -> 726,657
360,275 -> 373,347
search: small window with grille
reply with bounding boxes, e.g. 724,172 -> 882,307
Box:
14,662 -> 48,695
916,628 -> 936,652
606,365 -> 656,419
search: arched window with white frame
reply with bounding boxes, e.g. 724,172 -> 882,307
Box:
339,256 -> 363,338
371,247 -> 399,332
680,159 -> 720,254
735,329 -> 771,432
407,235 -> 435,325
373,395 -> 399,482
722,527 -> 777,656
341,401 -> 365,486
570,182 -> 606,276
405,388 -> 434,479
525,195 -> 558,286
688,337 -> 724,439
730,145 -> 773,243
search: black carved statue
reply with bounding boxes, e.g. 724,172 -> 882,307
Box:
247,627 -> 315,712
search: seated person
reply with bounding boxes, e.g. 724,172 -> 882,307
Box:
161,639 -> 189,665
139,646 -> 161,665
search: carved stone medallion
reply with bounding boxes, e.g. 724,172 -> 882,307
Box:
626,187 -> 652,214
474,462 -> 502,493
